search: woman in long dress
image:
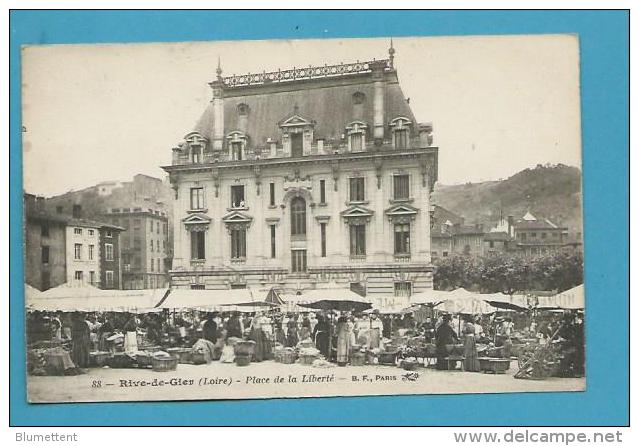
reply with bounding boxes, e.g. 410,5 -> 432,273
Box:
286,315 -> 299,348
123,316 -> 138,353
313,315 -> 331,358
462,316 -> 481,372
299,314 -> 312,342
250,314 -> 266,362
273,319 -> 287,345
71,313 -> 91,368
336,314 -> 351,366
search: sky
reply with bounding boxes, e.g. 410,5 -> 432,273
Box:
21,35 -> 581,196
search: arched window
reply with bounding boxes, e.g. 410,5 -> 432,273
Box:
290,197 -> 306,237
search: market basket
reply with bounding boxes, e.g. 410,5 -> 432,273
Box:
378,351 -> 398,365
167,347 -> 192,364
234,341 -> 256,357
109,353 -> 137,369
89,351 -> 111,367
191,351 -> 211,365
279,350 -> 297,364
400,359 -> 419,371
479,357 -> 510,374
152,356 -> 178,372
235,356 -> 251,367
351,352 -> 366,366
135,352 -> 153,368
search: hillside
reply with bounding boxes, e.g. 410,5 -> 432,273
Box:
432,164 -> 583,233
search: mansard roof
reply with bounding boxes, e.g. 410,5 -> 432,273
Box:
194,68 -> 416,146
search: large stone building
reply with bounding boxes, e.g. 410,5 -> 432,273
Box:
163,45 -> 439,302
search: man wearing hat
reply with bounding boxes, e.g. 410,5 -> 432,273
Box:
435,314 -> 458,370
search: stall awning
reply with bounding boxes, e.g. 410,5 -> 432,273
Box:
537,284 -> 585,310
410,289 -> 454,305
27,283 -> 168,313
291,288 -> 372,312
410,288 -> 516,314
154,288 -> 255,310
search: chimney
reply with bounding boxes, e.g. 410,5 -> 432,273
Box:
209,58 -> 225,151
370,60 -> 387,142
237,103 -> 249,134
418,123 -> 434,148
507,215 -> 514,237
24,193 -> 36,213
72,204 -> 82,219
35,196 -> 45,211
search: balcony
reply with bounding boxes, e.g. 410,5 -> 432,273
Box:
171,136 -> 429,166
394,253 -> 412,262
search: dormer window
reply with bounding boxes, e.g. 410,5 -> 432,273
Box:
185,132 -> 208,164
192,146 -> 202,163
226,131 -> 248,161
231,141 -> 243,160
279,106 -> 315,157
390,117 -> 412,149
346,121 -> 367,153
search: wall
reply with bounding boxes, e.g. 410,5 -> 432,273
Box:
65,225 -> 101,285
170,154 -> 434,298
99,228 -> 121,289
24,219 -> 66,291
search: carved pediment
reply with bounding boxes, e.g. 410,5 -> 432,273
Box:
340,205 -> 374,224
346,120 -> 368,132
389,116 -> 413,128
385,203 -> 419,222
184,131 -> 208,146
226,130 -> 248,141
222,210 -> 253,226
279,113 -> 315,129
182,213 -> 211,231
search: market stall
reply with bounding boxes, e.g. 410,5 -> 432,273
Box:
537,284 -> 585,310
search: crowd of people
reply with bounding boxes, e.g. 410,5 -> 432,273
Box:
26,306 -> 585,377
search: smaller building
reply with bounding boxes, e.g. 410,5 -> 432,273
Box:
24,196 -> 68,291
512,212 -> 568,257
451,223 -> 485,257
98,224 -> 125,289
104,206 -> 170,290
483,231 -> 514,255
65,220 -> 102,287
24,195 -> 124,290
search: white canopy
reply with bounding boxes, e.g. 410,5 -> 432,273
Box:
27,284 -> 167,313
410,288 -> 501,314
364,302 -> 414,315
155,288 -> 255,310
537,284 -> 585,310
410,289 -> 455,305
287,288 -> 369,304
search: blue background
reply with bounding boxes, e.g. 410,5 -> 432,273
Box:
9,10 -> 629,426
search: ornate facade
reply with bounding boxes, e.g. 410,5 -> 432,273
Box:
163,45 -> 439,303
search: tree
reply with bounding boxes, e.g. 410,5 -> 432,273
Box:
433,250 -> 583,294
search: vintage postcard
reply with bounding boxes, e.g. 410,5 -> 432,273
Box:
22,35 -> 585,403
